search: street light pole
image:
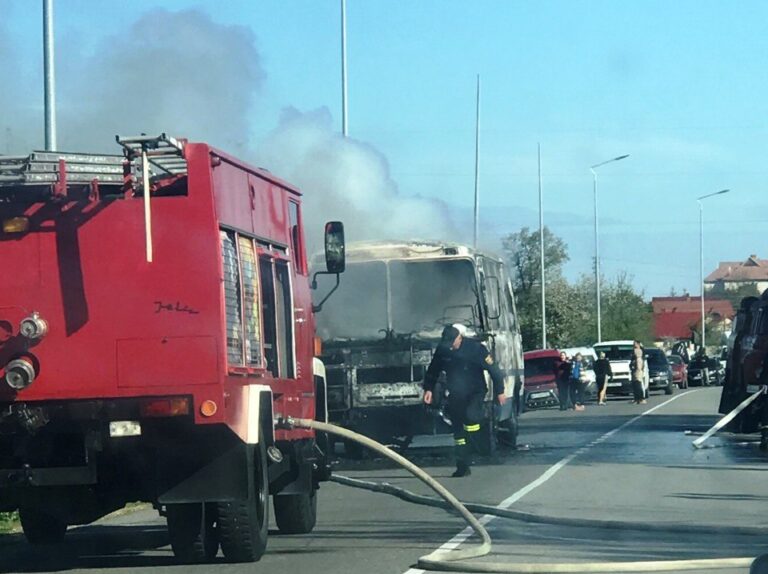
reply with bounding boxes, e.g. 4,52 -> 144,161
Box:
589,154 -> 629,343
341,0 -> 348,137
697,189 -> 730,350
538,143 -> 546,348
43,0 -> 57,151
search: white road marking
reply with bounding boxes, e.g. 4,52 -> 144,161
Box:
402,391 -> 693,574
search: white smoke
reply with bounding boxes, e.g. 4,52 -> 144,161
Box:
58,9 -> 264,155
255,106 -> 456,252
2,9 -> 456,248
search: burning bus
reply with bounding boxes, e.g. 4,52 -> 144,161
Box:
314,241 -> 524,455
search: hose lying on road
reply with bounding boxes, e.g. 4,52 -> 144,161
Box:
693,386 -> 766,449
330,473 -> 768,537
286,417 -> 756,573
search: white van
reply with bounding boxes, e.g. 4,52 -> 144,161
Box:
592,341 -> 649,397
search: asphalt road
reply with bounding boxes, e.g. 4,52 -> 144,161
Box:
3,387 -> 768,574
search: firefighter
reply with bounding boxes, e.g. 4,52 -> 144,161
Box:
422,324 -> 506,477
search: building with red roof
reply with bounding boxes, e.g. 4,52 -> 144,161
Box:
651,296 -> 734,341
705,254 -> 768,293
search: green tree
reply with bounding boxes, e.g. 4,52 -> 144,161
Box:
501,227 -> 569,350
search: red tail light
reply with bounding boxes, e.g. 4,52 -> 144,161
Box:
139,397 -> 190,418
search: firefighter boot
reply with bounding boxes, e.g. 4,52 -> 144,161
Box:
452,437 -> 472,477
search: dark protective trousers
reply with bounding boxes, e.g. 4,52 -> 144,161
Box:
445,392 -> 485,468
557,380 -> 572,410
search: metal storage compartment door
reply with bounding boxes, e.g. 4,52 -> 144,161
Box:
117,336 -> 218,387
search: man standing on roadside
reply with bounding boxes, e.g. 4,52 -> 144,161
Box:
422,324 -> 506,477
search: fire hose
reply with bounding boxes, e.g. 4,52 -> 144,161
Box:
286,417 -> 758,573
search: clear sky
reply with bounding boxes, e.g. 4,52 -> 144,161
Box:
3,0 -> 767,297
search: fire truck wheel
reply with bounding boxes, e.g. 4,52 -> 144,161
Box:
273,487 -> 318,534
19,506 -> 67,544
218,435 -> 269,562
167,502 -> 219,563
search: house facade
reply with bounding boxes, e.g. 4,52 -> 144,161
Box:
705,255 -> 768,293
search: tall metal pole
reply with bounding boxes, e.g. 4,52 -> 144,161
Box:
538,143 -> 546,348
696,188 -> 730,351
473,74 -> 480,249
341,0 -> 348,137
592,170 -> 601,342
699,200 -> 705,348
589,154 -> 629,343
43,0 -> 57,151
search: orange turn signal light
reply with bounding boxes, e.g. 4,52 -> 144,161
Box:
200,400 -> 218,417
313,336 -> 323,357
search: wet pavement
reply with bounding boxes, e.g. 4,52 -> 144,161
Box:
2,387 -> 768,574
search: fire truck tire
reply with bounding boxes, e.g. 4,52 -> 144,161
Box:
19,506 -> 67,544
167,502 -> 219,563
218,435 -> 269,562
273,487 -> 318,534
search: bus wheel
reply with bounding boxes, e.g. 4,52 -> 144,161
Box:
167,502 -> 218,563
274,487 -> 318,534
218,434 -> 269,562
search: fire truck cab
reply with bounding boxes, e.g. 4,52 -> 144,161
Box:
0,134 -> 344,563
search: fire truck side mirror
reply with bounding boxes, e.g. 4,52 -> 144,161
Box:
324,221 -> 346,274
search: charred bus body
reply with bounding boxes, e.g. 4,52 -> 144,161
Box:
0,135 -> 344,562
315,242 -> 524,452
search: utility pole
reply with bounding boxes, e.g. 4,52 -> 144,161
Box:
697,189 -> 730,349
341,0 -> 348,137
589,154 -> 629,343
43,0 -> 57,151
473,74 -> 480,249
538,143 -> 546,348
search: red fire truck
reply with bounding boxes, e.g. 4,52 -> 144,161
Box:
0,134 -> 345,563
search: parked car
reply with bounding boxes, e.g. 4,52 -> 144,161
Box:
560,346 -> 598,401
645,348 -> 675,395
687,354 -> 711,386
523,349 -> 561,409
668,354 -> 688,389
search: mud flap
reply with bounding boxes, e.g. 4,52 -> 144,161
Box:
159,441 -> 253,504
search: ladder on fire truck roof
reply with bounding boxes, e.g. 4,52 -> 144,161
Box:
0,133 -> 187,190
0,134 -> 187,264
115,134 -> 187,264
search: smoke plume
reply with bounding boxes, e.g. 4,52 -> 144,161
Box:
255,107 -> 456,251
3,8 -> 456,248
58,9 -> 264,154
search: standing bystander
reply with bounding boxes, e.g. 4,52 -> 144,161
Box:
555,351 -> 572,411
594,351 -> 613,406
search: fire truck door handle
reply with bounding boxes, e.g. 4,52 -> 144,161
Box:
249,186 -> 256,210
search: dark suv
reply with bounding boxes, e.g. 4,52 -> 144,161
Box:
646,348 -> 674,395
